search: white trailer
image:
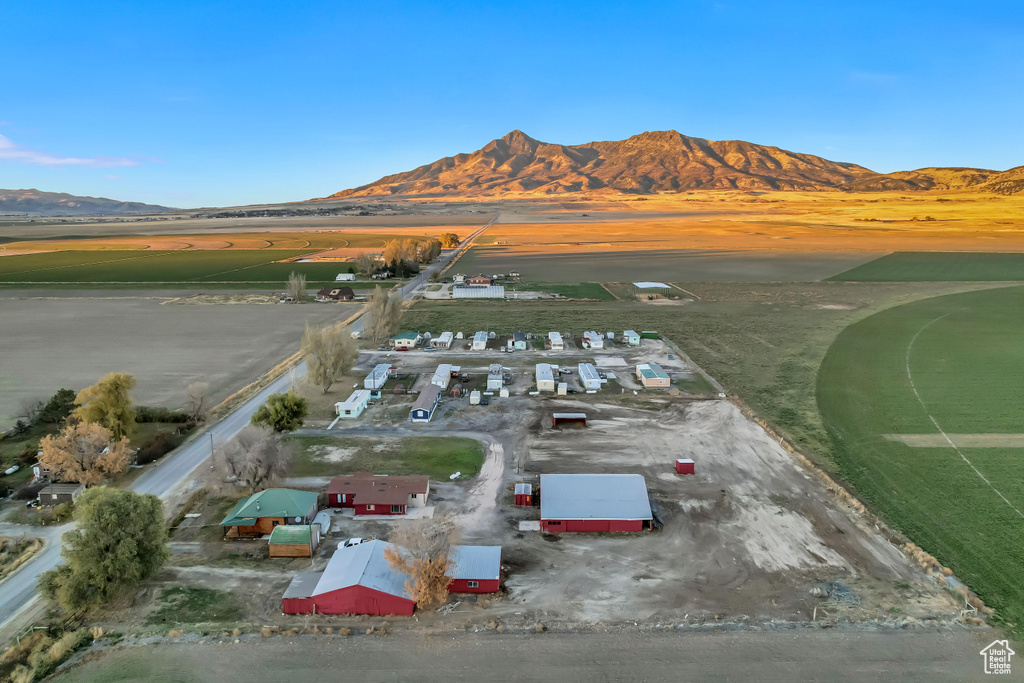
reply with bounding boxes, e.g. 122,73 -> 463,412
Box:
536,363 -> 555,392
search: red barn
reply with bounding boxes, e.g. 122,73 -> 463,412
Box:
676,458 -> 695,475
514,483 -> 533,506
327,473 -> 429,516
448,545 -> 502,594
539,474 -> 653,533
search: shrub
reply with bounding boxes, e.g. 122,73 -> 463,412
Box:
136,406 -> 190,424
136,431 -> 183,465
14,481 -> 46,501
17,448 -> 39,467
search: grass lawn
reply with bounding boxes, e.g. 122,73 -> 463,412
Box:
146,587 -> 245,626
829,252 -> 1024,282
285,435 -> 485,479
818,285 -> 1024,633
506,281 -> 615,300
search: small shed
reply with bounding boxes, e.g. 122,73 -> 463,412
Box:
514,483 -> 533,506
578,363 -> 602,390
676,458 -> 695,475
623,330 -> 641,346
335,273 -> 356,281
536,363 -> 555,392
557,382 -> 567,396
552,412 -> 587,428
469,390 -> 481,405
548,331 -> 564,350
472,331 -> 488,350
448,545 -> 502,593
410,385 -> 442,423
513,331 -> 528,350
269,524 -> 320,558
37,483 -> 83,507
335,389 -> 370,419
640,330 -> 660,340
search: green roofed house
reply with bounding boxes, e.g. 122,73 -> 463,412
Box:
389,331 -> 422,350
269,524 -> 321,558
636,363 -> 671,388
220,488 -> 319,539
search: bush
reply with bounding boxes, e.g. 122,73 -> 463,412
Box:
136,431 -> 183,465
14,481 -> 46,501
17,447 -> 39,467
136,406 -> 190,424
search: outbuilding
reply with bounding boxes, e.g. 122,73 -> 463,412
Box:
448,545 -> 502,593
552,412 -> 587,428
582,331 -> 604,350
676,458 -> 695,475
578,362 -> 602,390
328,473 -> 429,514
536,363 -> 555,392
514,483 -> 533,506
472,331 -> 488,350
335,389 -> 370,419
487,363 -> 503,391
623,330 -> 641,346
431,363 -> 453,389
364,363 -> 392,390
335,272 -> 356,282
410,385 -> 442,423
512,331 -> 528,350
636,363 -> 671,387
268,524 -> 320,558
431,331 -> 453,349
37,483 -> 83,507
539,473 -> 653,533
548,331 -> 564,350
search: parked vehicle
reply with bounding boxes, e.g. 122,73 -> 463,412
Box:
343,537 -> 369,547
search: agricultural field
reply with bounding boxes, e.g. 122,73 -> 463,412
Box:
285,435 -> 485,479
818,285 -> 1024,633
504,281 -> 614,300
829,252 -> 1024,282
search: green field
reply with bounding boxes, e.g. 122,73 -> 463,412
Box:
0,250 -> 380,285
818,285 -> 1024,631
830,252 -> 1024,282
285,435 -> 485,479
506,281 -> 614,300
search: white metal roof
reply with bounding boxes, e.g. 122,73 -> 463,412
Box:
540,474 -> 652,521
515,483 -> 532,495
368,363 -> 391,379
473,331 -> 488,342
431,364 -> 453,385
336,389 -> 370,410
632,281 -> 670,289
624,329 -> 640,338
312,540 -> 413,599
283,571 -> 323,599
436,331 -> 453,343
449,545 -> 501,581
578,363 -> 600,382
536,363 -> 554,383
453,285 -> 505,299
548,331 -> 563,343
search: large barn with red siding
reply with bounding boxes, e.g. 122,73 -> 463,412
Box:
281,541 -> 501,616
539,473 -> 653,532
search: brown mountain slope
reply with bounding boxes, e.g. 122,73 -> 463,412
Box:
0,188 -> 172,216
324,130 -> 1022,198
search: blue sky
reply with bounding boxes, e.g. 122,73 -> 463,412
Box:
2,1 -> 1022,207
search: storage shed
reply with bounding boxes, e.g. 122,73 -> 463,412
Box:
676,458 -> 695,475
539,473 -> 653,532
582,331 -> 604,349
636,363 -> 671,388
623,330 -> 641,346
472,331 -> 488,350
448,545 -> 502,593
410,385 -> 442,423
37,483 -> 83,507
487,363 -> 503,391
364,363 -> 392,390
552,412 -> 587,428
269,524 -> 320,558
578,363 -> 602,390
335,389 -> 370,419
431,363 -> 453,389
514,483 -> 533,506
536,363 -> 555,392
548,331 -> 564,350
431,331 -> 453,349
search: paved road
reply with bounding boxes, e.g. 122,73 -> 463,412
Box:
0,218 -> 495,631
59,629 -> 1004,682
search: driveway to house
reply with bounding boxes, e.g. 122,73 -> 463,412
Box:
0,218 -> 495,633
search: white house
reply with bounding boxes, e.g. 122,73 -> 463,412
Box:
335,390 -> 371,419
548,332 -> 564,351
582,331 -> 604,350
536,363 -> 555,392
623,330 -> 641,346
364,363 -> 392,390
487,364 -> 503,391
472,331 -> 488,350
431,364 -> 453,389
335,273 -> 355,282
578,363 -> 602,390
432,331 -> 453,349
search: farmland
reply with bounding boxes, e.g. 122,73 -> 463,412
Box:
818,285 -> 1024,632
829,252 -> 1024,282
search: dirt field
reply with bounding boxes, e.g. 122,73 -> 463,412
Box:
0,294 -> 359,427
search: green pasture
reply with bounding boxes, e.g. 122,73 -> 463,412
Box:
285,435 -> 485,480
830,252 -> 1024,282
818,285 -> 1024,632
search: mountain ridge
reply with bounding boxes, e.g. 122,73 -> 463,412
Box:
0,189 -> 173,216
324,130 -> 1022,198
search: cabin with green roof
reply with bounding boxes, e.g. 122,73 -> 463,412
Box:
220,488 -> 319,539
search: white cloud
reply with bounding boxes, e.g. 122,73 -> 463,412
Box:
0,133 -> 140,168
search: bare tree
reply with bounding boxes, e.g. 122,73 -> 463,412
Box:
365,285 -> 391,344
184,381 -> 210,425
38,421 -> 133,486
217,424 -> 294,493
418,239 -> 441,263
355,251 -> 378,277
286,271 -> 307,302
18,396 -> 43,424
302,322 -> 358,394
384,511 -> 460,608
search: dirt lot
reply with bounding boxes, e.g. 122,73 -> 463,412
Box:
0,295 -> 359,426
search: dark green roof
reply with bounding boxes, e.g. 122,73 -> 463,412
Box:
220,489 -> 318,527
269,525 -> 314,545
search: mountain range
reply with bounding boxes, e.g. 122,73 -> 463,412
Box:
326,130 -> 1024,198
0,189 -> 172,216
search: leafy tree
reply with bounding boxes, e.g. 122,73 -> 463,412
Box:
286,271 -> 307,302
73,373 -> 137,440
40,388 -> 77,425
39,487 -> 168,611
439,232 -> 460,248
384,511 -> 459,608
38,422 -> 133,486
302,322 -> 358,394
218,424 -> 294,493
250,390 -> 307,432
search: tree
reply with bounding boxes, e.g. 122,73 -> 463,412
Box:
418,239 -> 442,263
355,251 -> 378,277
382,238 -> 417,266
39,487 -> 168,611
250,390 -> 308,432
184,381 -> 210,426
73,373 -> 136,440
365,286 -> 403,344
384,511 -> 460,608
302,322 -> 358,394
439,232 -> 460,248
218,424 -> 294,493
38,422 -> 133,486
40,388 -> 77,425
18,396 -> 43,425
286,271 -> 307,302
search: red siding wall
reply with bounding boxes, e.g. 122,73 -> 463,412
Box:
282,597 -> 315,614
514,493 -> 532,506
541,519 -> 646,533
312,585 -> 415,616
329,493 -> 351,508
449,578 -> 500,594
354,504 -> 405,516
